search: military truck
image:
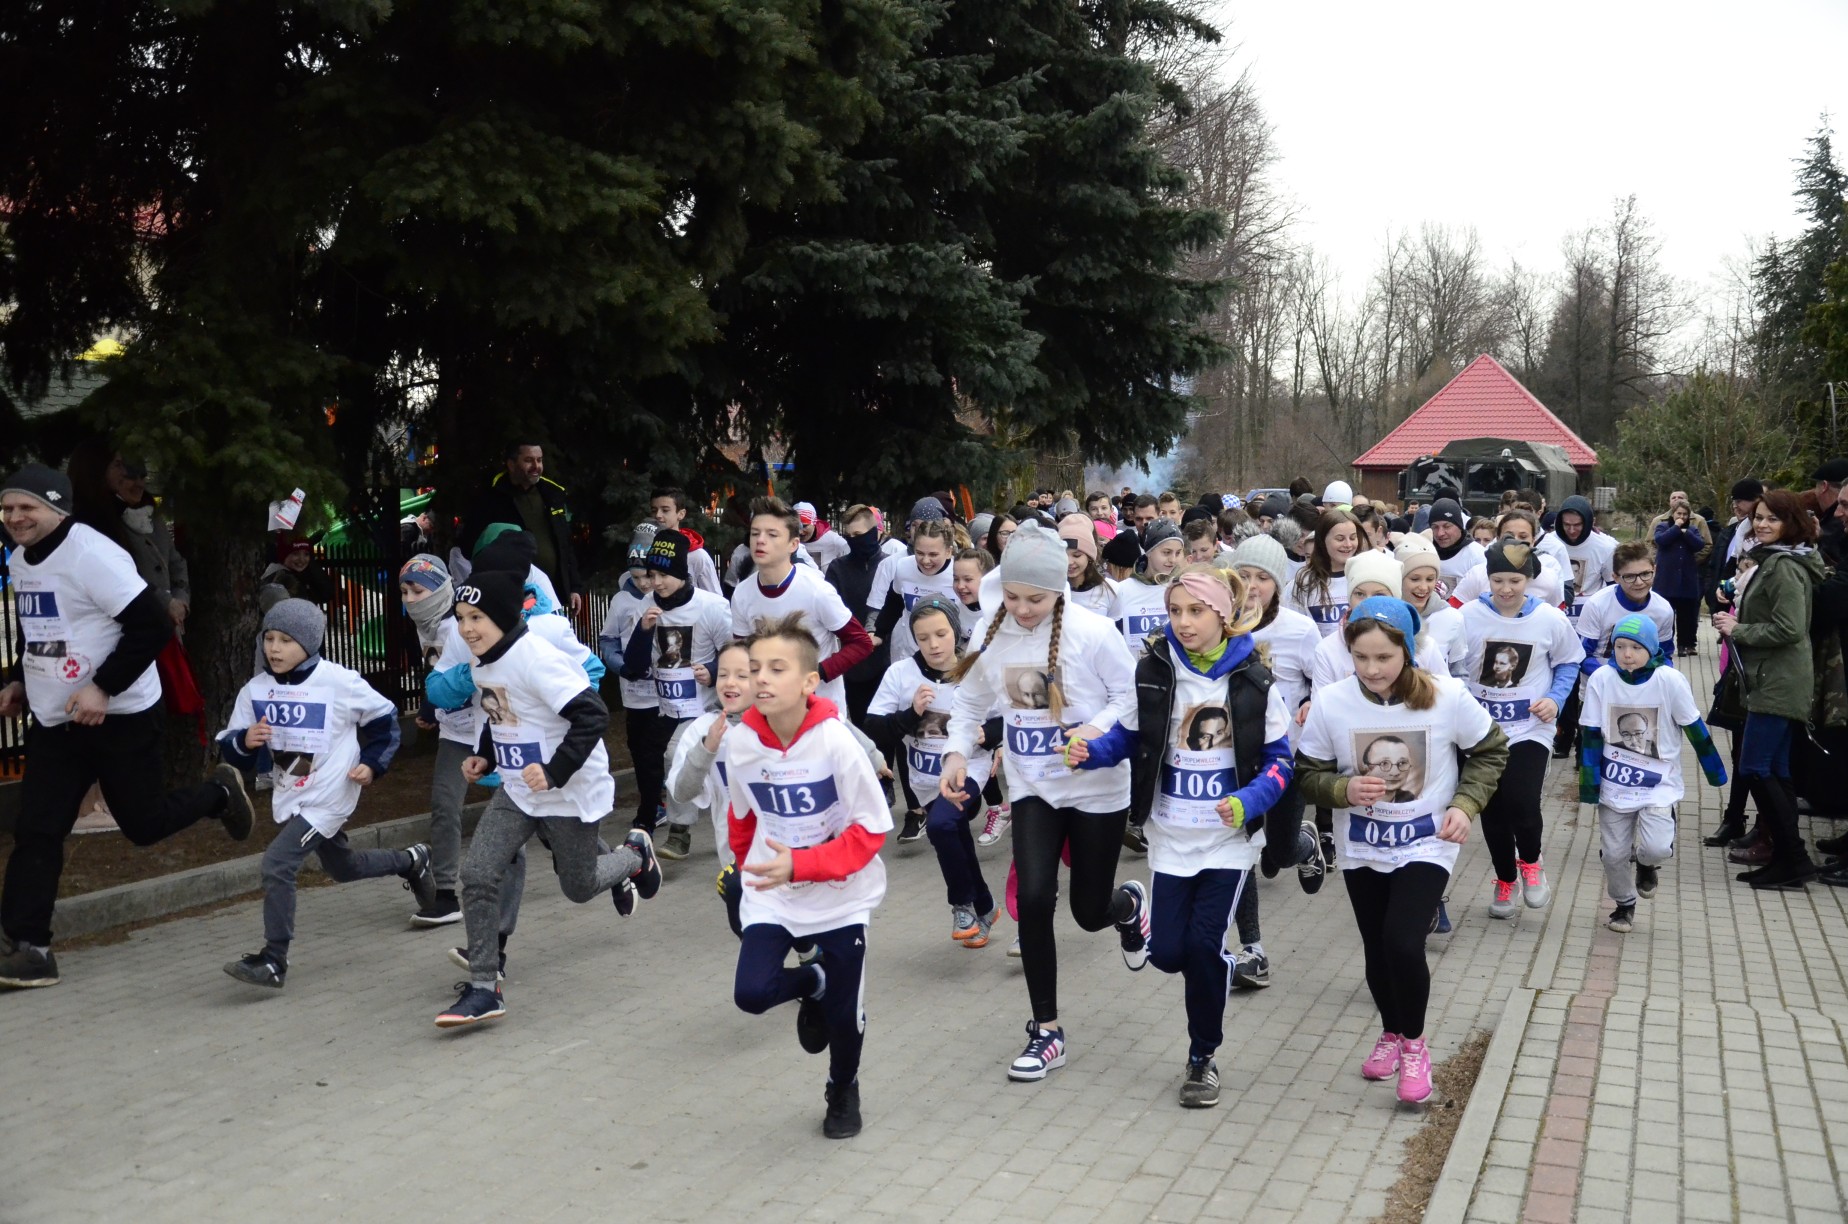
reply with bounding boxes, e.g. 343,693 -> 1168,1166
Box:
1398,438 -> 1582,517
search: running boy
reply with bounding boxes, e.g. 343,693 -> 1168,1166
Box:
436,572 -> 661,1029
1579,615 -> 1725,932
725,613 -> 892,1139
218,599 -> 438,987
598,524 -> 662,833
1575,540 -> 1677,673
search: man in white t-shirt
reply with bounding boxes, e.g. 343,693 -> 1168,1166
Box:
0,465 -> 257,989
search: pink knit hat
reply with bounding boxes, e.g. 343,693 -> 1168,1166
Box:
1057,513 -> 1099,561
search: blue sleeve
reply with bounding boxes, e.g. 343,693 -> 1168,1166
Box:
1578,638 -> 1601,676
217,727 -> 271,773
1547,662 -> 1579,706
426,663 -> 476,711
1659,633 -> 1676,664
596,634 -> 624,676
1078,722 -> 1138,769
1236,735 -> 1294,826
579,648 -> 606,688
357,710 -> 401,776
619,622 -> 654,681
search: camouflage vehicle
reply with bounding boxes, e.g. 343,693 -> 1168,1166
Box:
1398,438 -> 1582,517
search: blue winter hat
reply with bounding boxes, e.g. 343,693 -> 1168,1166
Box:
1348,595 -> 1422,644
1610,613 -> 1660,660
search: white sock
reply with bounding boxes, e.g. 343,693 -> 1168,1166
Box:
1246,941 -> 1265,959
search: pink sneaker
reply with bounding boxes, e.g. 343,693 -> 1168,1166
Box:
1362,1031 -> 1402,1080
1397,1037 -> 1433,1103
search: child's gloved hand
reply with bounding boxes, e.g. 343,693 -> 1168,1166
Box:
1216,795 -> 1246,830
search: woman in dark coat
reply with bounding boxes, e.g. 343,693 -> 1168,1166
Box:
1653,505 -> 1706,657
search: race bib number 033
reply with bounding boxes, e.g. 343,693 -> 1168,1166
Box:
1478,696 -> 1531,724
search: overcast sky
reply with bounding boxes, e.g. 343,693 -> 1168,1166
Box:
1212,0 -> 1848,303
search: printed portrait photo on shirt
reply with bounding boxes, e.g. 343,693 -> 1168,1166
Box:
478,685 -> 517,727
1352,730 -> 1425,803
1182,703 -> 1232,751
1609,706 -> 1661,759
1479,641 -> 1533,690
656,625 -> 692,669
1570,557 -> 1588,592
914,709 -> 951,739
1003,664 -> 1055,711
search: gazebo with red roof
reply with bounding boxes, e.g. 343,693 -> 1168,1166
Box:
1351,354 -> 1597,502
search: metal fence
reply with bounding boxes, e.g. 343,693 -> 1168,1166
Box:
0,538 -> 623,778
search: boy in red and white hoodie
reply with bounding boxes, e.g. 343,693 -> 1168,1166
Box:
724,611 -> 892,1140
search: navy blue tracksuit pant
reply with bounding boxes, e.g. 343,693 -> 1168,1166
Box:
735,922 -> 868,1088
1149,868 -> 1249,1060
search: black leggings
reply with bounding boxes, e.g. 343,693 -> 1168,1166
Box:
1011,795 -> 1133,1023
1479,740 -> 1549,882
1344,863 -> 1449,1039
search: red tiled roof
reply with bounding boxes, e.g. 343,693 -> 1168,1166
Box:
1352,354 -> 1598,469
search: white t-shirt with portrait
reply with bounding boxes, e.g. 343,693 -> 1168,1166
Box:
1448,554 -> 1567,609
642,588 -> 732,720
223,659 -> 396,836
867,553 -> 957,661
1450,599 -> 1584,750
868,658 -> 993,798
731,563 -> 857,714
1574,586 -> 1676,666
1147,658 -> 1291,877
1298,674 -> 1494,875
11,522 -> 164,723
1582,663 -> 1703,810
470,631 -> 613,822
1109,578 -> 1171,658
1286,572 -> 1348,637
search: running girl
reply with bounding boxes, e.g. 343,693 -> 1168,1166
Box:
938,522 -> 1143,1082
1297,597 -> 1508,1103
1288,509 -> 1361,636
1067,564 -> 1294,1108
1059,513 -> 1115,617
1110,519 -> 1184,659
1449,540 -> 1583,919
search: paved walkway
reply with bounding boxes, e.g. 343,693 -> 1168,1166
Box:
3,632 -> 1843,1223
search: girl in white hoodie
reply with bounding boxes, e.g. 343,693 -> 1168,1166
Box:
940,522 -> 1143,1083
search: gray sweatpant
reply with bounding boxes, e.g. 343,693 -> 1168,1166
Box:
1600,803 -> 1675,906
460,790 -> 638,983
428,737 -> 475,891
262,814 -> 410,959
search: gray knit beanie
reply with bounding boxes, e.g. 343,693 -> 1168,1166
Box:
1233,534 -> 1291,590
1142,518 -> 1182,550
909,595 -> 963,642
626,521 -> 658,568
262,598 -> 327,658
999,520 -> 1068,593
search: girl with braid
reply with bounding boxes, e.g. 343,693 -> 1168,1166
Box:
939,522 -> 1142,1083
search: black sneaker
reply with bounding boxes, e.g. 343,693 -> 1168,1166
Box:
1635,863 -> 1658,899
1179,1057 -> 1221,1109
1115,880 -> 1150,971
1748,858 -> 1819,890
224,950 -> 286,988
435,982 -> 505,1028
1297,820 -> 1326,895
1607,904 -> 1635,933
0,939 -> 60,989
823,1080 -> 862,1139
717,863 -> 743,937
797,966 -> 830,1054
625,829 -> 663,900
401,843 -> 439,913
411,890 -> 462,928
613,879 -> 637,918
446,947 -> 506,981
1230,945 -> 1270,989
1320,830 -> 1337,870
1122,822 -> 1149,855
897,810 -> 926,843
214,763 -> 255,841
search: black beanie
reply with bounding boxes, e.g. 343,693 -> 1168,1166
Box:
1729,478 -> 1764,502
457,570 -> 525,634
1485,538 -> 1540,578
645,529 -> 691,582
1428,498 -> 1466,531
1181,505 -> 1215,527
1,463 -> 74,515
1101,531 -> 1143,569
472,531 -> 539,576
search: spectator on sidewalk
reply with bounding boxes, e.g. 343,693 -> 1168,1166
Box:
262,537 -> 334,606
460,441 -> 582,615
1647,491 -> 1712,558
1653,503 -> 1707,657
1704,478 -> 1762,612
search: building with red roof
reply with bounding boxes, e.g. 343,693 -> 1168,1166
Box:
1351,354 -> 1597,502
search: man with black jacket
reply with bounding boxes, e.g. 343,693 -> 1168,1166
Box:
460,442 -> 582,615
0,465 -> 255,989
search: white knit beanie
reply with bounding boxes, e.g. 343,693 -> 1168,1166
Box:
999,521 -> 1068,593
1344,551 -> 1403,600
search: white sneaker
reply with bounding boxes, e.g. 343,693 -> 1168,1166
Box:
976,804 -> 1012,847
1517,858 -> 1550,908
1007,934 -> 1022,958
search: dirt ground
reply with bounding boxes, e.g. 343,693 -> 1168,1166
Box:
0,722 -> 636,899
1377,1029 -> 1492,1223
